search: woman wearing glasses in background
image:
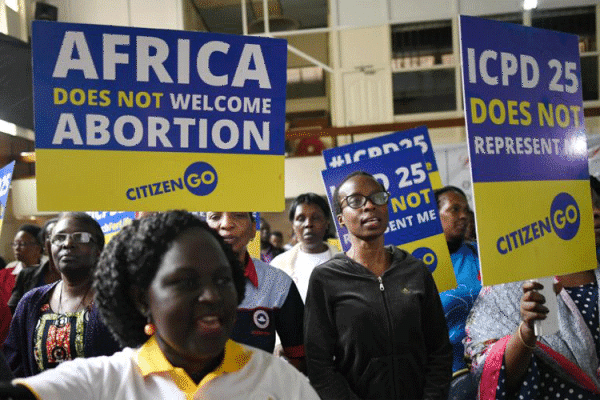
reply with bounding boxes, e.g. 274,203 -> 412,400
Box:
0,225 -> 45,344
3,212 -> 121,377
304,171 -> 452,399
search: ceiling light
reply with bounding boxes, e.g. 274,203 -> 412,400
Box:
523,0 -> 538,10
0,119 -> 17,136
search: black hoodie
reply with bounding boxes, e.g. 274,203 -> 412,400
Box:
304,246 -> 452,399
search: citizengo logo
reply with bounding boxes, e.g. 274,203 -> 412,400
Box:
496,192 -> 580,254
412,247 -> 438,273
550,192 -> 580,240
126,161 -> 218,201
184,162 -> 218,196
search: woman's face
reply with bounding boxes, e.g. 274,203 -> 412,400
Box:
50,217 -> 102,280
438,191 -> 469,245
146,227 -> 238,366
337,175 -> 389,241
206,212 -> 255,257
12,231 -> 42,267
293,203 -> 329,253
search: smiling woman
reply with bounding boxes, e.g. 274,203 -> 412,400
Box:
6,211 -> 319,400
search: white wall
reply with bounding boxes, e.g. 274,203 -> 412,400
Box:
47,0 -> 183,29
390,0 -> 455,24
285,156 -> 327,198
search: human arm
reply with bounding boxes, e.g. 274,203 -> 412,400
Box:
421,271 -> 453,400
304,269 -> 360,400
273,281 -> 306,373
3,294 -> 28,377
11,354 -> 105,400
503,280 -> 548,392
0,382 -> 36,399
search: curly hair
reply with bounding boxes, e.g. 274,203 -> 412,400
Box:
93,210 -> 246,348
332,171 -> 386,216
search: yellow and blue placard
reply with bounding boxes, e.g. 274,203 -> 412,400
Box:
88,212 -> 135,244
32,21 -> 287,212
323,126 -> 442,189
322,148 -> 456,291
0,161 -> 16,238
460,16 -> 594,285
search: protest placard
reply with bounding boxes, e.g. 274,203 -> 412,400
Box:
460,16 -> 594,285
322,148 -> 455,291
0,162 -> 15,237
323,126 -> 442,189
32,21 -> 287,212
88,212 -> 135,243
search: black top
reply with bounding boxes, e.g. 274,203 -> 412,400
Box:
304,246 -> 452,399
8,260 -> 50,314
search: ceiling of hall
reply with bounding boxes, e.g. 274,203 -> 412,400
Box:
187,0 -> 328,35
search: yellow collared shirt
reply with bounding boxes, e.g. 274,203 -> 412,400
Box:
16,336 -> 319,400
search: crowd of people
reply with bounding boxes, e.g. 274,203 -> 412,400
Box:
0,174 -> 597,399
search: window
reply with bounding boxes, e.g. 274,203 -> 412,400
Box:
392,69 -> 455,115
532,6 -> 595,52
390,20 -> 456,115
532,6 -> 597,101
391,20 -> 453,71
286,66 -> 326,99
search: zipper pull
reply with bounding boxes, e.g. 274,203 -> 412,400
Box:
378,276 -> 384,291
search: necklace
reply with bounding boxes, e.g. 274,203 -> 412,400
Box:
57,281 -> 92,315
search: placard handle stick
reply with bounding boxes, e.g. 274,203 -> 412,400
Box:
532,275 -> 559,337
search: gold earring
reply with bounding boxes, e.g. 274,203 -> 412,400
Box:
144,323 -> 156,336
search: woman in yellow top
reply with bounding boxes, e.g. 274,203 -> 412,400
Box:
6,211 -> 319,399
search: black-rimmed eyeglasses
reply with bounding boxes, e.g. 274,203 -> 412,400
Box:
340,191 -> 390,210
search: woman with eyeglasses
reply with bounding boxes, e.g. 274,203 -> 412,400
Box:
3,212 -> 121,377
304,171 -> 452,399
0,225 -> 44,306
2,211 -> 319,399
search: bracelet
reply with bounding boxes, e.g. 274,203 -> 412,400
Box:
517,322 -> 537,350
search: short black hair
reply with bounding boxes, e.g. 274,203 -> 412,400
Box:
17,224 -> 43,246
288,192 -> 331,222
332,171 -> 386,215
55,212 -> 105,251
591,175 -> 600,197
39,218 -> 58,244
271,231 -> 283,239
93,210 -> 245,348
433,186 -> 468,209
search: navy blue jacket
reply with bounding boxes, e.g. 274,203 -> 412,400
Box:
3,282 -> 121,377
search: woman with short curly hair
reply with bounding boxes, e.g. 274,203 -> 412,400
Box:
93,211 -> 246,348
8,211 -> 319,400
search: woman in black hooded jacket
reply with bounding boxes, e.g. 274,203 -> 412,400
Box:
304,171 -> 452,399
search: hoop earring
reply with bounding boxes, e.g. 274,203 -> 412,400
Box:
144,323 -> 156,336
